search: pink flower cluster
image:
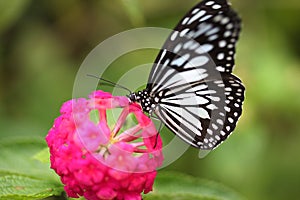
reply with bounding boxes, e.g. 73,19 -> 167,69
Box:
46,91 -> 163,200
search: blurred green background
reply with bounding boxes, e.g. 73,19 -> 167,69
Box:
1,0 -> 300,199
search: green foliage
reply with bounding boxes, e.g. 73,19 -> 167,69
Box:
145,172 -> 243,200
0,138 -> 63,199
0,174 -> 62,200
33,148 -> 50,164
0,138 -> 58,181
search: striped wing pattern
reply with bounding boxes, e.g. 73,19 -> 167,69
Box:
146,0 -> 245,149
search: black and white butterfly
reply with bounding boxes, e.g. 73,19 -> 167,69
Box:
128,0 -> 245,150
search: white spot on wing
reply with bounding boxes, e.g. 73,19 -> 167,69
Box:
216,66 -> 225,71
174,43 -> 182,53
208,34 -> 218,41
214,15 -> 222,22
207,129 -> 213,135
205,27 -> 220,36
171,54 -> 190,66
180,28 -> 190,37
192,8 -> 200,14
212,4 -> 222,9
188,10 -> 206,24
207,104 -> 218,110
226,23 -> 233,29
189,42 -> 200,50
195,44 -> 213,54
199,15 -> 212,22
212,123 -> 218,130
187,56 -> 209,68
193,23 -> 212,38
219,40 -> 226,48
221,17 -> 230,24
206,1 -> 214,6
217,53 -> 225,60
225,106 -> 231,112
224,31 -> 232,37
170,31 -> 178,41
182,17 -> 189,25
183,40 -> 195,49
225,87 -> 232,92
217,119 -> 224,125
207,96 -> 220,101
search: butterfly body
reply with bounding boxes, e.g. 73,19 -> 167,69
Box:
129,0 -> 245,150
128,90 -> 156,114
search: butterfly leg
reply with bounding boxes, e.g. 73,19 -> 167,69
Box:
153,121 -> 163,149
150,115 -> 160,121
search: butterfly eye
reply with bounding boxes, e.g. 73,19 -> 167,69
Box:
128,93 -> 136,102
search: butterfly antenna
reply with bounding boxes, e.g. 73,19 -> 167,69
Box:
87,74 -> 132,94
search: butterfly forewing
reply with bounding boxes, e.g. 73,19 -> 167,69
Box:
148,0 -> 241,92
137,0 -> 244,150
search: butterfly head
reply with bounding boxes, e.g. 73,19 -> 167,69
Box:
128,90 -> 155,113
128,92 -> 137,102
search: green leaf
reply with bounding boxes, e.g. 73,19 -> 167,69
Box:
0,138 -> 64,199
0,174 -> 63,200
0,138 -> 61,184
145,171 -> 244,200
68,197 -> 85,200
33,148 -> 50,164
145,193 -> 219,200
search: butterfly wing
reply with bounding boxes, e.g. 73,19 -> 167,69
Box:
154,73 -> 244,149
148,0 -> 241,91
147,0 -> 244,149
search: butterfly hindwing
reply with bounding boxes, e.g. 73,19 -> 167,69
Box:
153,72 -> 244,149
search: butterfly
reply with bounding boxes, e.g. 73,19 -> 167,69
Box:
128,0 -> 245,150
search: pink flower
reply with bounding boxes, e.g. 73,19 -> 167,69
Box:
46,90 -> 163,200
